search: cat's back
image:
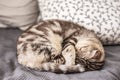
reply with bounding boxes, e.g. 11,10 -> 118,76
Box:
28,19 -> 84,31
18,19 -> 98,42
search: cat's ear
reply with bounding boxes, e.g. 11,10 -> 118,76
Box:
92,50 -> 101,59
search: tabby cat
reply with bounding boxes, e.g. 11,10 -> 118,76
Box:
17,19 -> 105,73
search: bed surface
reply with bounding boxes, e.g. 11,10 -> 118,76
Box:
0,28 -> 120,80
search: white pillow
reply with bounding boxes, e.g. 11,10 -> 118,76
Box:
0,0 -> 39,30
38,0 -> 120,45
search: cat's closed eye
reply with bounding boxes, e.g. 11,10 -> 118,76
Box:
81,47 -> 87,52
79,46 -> 89,52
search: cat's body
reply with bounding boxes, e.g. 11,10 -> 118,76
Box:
17,19 -> 105,73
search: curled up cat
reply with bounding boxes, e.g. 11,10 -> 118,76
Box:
17,19 -> 105,73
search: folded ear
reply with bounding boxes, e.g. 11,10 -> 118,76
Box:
91,50 -> 101,59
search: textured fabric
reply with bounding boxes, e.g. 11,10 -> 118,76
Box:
38,0 -> 120,45
0,0 -> 39,30
0,28 -> 120,80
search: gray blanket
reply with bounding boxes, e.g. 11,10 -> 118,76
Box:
0,28 -> 120,80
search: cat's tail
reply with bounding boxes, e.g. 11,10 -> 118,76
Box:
40,62 -> 85,73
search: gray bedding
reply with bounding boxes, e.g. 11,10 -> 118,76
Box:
0,28 -> 120,80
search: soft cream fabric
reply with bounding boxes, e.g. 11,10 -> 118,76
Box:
0,0 -> 39,30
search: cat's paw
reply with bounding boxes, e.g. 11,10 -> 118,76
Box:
52,55 -> 65,64
50,48 -> 60,60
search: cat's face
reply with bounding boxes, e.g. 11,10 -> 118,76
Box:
75,40 -> 102,61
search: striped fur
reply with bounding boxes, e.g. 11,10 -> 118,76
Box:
17,19 -> 105,73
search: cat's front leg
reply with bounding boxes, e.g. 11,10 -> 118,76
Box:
50,38 -> 63,59
62,45 -> 76,66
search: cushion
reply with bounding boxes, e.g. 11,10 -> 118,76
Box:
38,0 -> 120,45
0,0 -> 39,30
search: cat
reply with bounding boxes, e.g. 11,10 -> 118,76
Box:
17,19 -> 105,73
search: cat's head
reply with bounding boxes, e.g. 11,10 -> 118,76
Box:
75,39 -> 105,62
